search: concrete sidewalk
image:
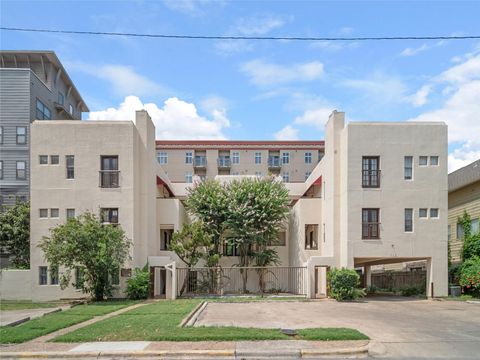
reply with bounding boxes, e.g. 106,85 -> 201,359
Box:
0,306 -> 71,327
0,340 -> 370,359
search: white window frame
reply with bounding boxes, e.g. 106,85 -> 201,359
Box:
185,172 -> 193,183
282,152 -> 290,164
404,156 -> 413,180
50,155 -> 59,165
430,156 -> 439,166
157,152 -> 168,165
282,172 -> 289,182
50,208 -> 59,218
39,208 -> 48,218
66,208 -> 76,219
39,155 -> 48,165
419,156 -> 428,166
255,152 -> 261,164
405,208 -> 414,233
185,152 -> 193,164
16,126 -> 27,145
430,208 -> 439,219
305,152 -> 312,164
419,208 -> 428,218
232,151 -> 240,164
305,171 -> 311,181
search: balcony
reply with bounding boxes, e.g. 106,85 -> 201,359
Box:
362,222 -> 380,239
99,170 -> 120,188
268,156 -> 281,169
194,156 -> 207,168
361,170 -> 381,188
217,157 -> 231,168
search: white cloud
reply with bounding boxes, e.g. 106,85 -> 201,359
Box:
88,95 -> 230,139
274,125 -> 299,140
437,55 -> 480,83
400,44 -> 429,57
68,63 -> 169,98
294,108 -> 333,129
339,27 -> 354,35
162,0 -> 224,16
410,85 -> 432,107
240,59 -> 324,86
342,72 -> 408,104
448,140 -> 480,172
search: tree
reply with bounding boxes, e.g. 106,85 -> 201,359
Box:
185,180 -> 229,267
226,177 -> 290,292
39,212 -> 131,301
170,222 -> 212,295
0,201 -> 30,269
459,211 -> 480,261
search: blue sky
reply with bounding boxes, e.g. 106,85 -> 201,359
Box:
1,0 -> 480,171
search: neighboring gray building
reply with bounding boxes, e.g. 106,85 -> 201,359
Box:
0,51 -> 88,209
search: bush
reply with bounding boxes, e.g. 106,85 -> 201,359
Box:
328,268 -> 365,301
400,286 -> 424,297
459,256 -> 480,297
126,265 -> 150,300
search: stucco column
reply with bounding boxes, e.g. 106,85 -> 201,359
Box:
426,258 -> 433,298
365,265 -> 372,288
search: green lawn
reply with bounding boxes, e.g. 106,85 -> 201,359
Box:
0,300 -> 136,344
0,301 -> 65,311
53,300 -> 368,342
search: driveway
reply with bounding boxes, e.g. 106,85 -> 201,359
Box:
195,297 -> 480,359
0,306 -> 69,327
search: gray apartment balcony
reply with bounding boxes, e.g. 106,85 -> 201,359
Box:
268,156 -> 281,169
217,156 -> 231,169
99,170 -> 120,188
194,156 -> 207,168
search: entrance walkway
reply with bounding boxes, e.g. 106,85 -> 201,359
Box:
0,305 -> 71,327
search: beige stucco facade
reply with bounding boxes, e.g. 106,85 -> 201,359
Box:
0,110 -> 449,300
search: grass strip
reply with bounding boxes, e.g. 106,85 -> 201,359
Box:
52,299 -> 368,342
0,301 -> 64,311
0,300 -> 135,343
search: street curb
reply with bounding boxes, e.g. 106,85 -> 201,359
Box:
2,317 -> 30,327
178,300 -> 206,327
0,344 -> 369,359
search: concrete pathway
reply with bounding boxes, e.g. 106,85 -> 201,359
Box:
0,305 -> 71,327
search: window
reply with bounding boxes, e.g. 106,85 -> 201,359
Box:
36,99 -> 51,120
404,156 -> 413,180
232,172 -> 239,176
255,152 -> 261,164
160,228 -> 173,250
75,267 -> 84,289
223,240 -> 240,256
362,156 -> 380,188
69,104 -> 73,115
305,224 -> 318,250
419,156 -> 428,166
282,172 -> 289,183
232,151 -> 240,164
50,155 -> 59,165
277,232 -> 286,246
305,152 -> 312,164
282,152 -> 290,164
58,92 -> 64,105
39,266 -> 48,285
0,161 -> 2,180
419,208 -> 428,218
457,223 -> 464,239
100,208 -> 119,224
110,268 -> 120,286
50,208 -> 59,218
472,218 -> 479,234
50,266 -> 59,285
16,127 -> 27,144
430,208 -> 439,218
157,152 -> 168,165
185,152 -> 192,164
39,208 -> 48,218
362,209 -> 380,239
66,155 -> 74,179
16,161 -> 26,179
66,208 -> 75,219
430,156 -> 439,166
405,208 -> 413,232
305,171 -> 311,181
100,156 -> 119,188
255,171 -> 262,177
39,155 -> 48,164
185,172 -> 193,183
0,126 -> 3,144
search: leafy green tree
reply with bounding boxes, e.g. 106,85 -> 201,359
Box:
459,211 -> 480,261
39,212 -> 131,301
126,264 -> 150,300
459,256 -> 480,297
185,180 -> 229,267
0,201 -> 30,268
226,177 -> 290,292
170,222 -> 212,295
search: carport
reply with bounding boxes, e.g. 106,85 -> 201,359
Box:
355,257 -> 432,297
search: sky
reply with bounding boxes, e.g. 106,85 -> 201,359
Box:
1,0 -> 480,172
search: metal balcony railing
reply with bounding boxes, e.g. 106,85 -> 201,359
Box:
99,170 -> 120,188
362,222 -> 380,239
194,156 -> 207,168
362,170 -> 381,188
217,157 -> 231,168
268,156 -> 281,169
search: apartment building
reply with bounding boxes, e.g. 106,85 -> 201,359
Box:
0,51 -> 88,209
0,110 -> 449,301
448,160 -> 480,264
156,140 -> 324,183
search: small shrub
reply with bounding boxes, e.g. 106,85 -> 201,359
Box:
367,285 -> 378,294
459,256 -> 480,297
328,268 -> 365,301
126,264 -> 150,300
400,286 -> 424,297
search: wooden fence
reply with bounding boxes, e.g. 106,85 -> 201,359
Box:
370,270 -> 426,289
